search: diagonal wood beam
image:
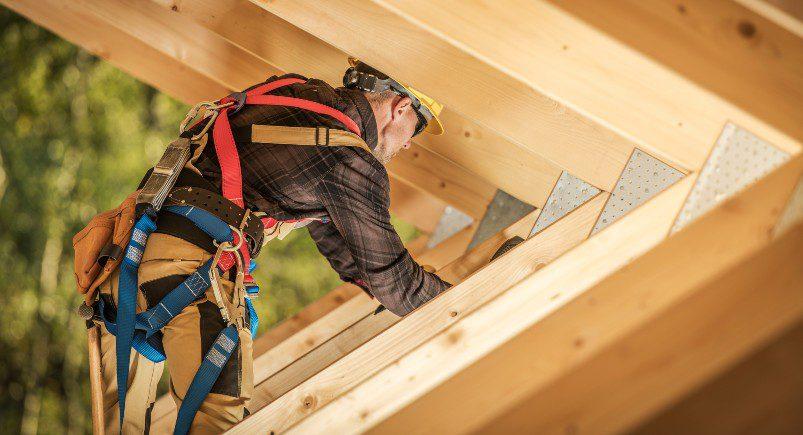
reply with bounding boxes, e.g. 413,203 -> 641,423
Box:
72,0 -> 501,219
252,0 -> 801,185
12,0 -> 499,221
151,0 -> 564,208
151,218 -> 490,433
2,0 -> 455,233
248,0 -> 640,191
545,0 -> 803,141
228,187 -> 615,433
278,155 -> 803,434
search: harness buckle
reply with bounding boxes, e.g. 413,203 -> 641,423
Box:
224,92 -> 247,115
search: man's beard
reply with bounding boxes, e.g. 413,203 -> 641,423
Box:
371,140 -> 398,165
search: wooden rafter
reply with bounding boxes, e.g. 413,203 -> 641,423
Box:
546,0 -> 803,141
228,185 -> 617,433
252,155 -> 802,434
2,0 -> 457,233
251,0 -> 800,185
150,0 -> 564,209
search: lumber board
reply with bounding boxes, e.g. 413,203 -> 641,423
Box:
8,0 -> 461,234
245,209 -> 537,416
228,183 -> 614,433
149,283 -> 367,431
736,0 -> 803,37
383,0 -> 802,159
0,0 -> 228,105
250,0 -> 639,192
257,0 -> 801,183
633,320 -> 803,435
546,0 -> 803,141
291,155 -> 802,434
150,226 -> 466,430
67,0 -> 497,218
152,0 -> 564,208
479,224 -> 803,434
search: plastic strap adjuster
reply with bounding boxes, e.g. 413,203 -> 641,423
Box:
225,91 -> 247,115
315,126 -> 330,146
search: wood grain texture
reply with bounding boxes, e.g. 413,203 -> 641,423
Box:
295,156 -> 800,434
228,184 -> 612,433
633,320 -> 803,435
249,0 -> 638,191
367,0 -> 801,165
77,0 -> 497,218
154,0 -> 564,208
547,0 -> 803,141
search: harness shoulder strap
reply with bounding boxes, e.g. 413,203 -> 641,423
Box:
248,125 -> 372,154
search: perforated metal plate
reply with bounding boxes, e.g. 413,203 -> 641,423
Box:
592,149 -> 684,235
774,175 -> 803,238
672,123 -> 790,233
529,171 -> 600,238
467,190 -> 536,251
426,206 -> 474,249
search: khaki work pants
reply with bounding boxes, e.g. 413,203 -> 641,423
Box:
98,233 -> 254,434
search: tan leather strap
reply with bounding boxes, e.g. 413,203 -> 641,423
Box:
249,125 -> 372,154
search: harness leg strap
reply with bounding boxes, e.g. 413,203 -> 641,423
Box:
116,214 -> 157,425
173,325 -> 240,435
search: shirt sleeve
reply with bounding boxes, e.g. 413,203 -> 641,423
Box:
312,152 -> 451,316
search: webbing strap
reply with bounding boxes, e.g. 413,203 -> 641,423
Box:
248,125 -> 372,154
173,325 -> 240,435
116,214 -> 157,424
212,76 -> 362,286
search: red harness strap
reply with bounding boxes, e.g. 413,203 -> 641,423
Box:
210,77 -> 362,279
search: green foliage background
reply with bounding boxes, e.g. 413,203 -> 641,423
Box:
0,9 -> 416,434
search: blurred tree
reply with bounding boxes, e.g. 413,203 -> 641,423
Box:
0,7 -> 417,434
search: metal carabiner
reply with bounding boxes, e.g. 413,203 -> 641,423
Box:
179,100 -> 235,141
213,226 -> 244,252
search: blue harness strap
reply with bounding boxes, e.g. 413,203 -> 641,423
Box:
111,205 -> 259,432
173,325 -> 240,435
116,214 -> 157,425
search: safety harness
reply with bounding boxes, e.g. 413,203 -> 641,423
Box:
98,77 -> 371,434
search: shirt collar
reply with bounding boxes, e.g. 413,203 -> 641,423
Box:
335,87 -> 379,151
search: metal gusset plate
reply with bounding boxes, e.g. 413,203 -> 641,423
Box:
426,206 -> 474,249
592,148 -> 684,235
773,175 -> 803,239
672,123 -> 790,233
529,171 -> 600,238
467,190 -> 536,251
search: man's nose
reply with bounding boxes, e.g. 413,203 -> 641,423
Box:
403,140 -> 412,150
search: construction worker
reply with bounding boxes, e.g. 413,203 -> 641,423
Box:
75,58 -> 451,434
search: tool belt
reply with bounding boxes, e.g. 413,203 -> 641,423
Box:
72,75 -> 372,435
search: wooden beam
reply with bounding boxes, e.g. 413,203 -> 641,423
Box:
735,0 -> 803,37
67,0 -> 499,218
228,184 -> 612,433
149,220 -> 476,431
253,0 -> 800,187
545,0 -> 803,140
6,0 -> 455,233
151,0 -> 564,208
285,155 -> 802,434
0,0 -> 228,104
478,225 -> 803,434
633,320 -> 803,435
151,232 -> 436,430
250,0 -> 638,191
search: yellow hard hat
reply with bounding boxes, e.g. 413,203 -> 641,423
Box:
344,57 -> 444,136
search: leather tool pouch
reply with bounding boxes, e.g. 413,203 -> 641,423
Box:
72,190 -> 139,303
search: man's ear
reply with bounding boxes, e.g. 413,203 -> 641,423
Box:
391,96 -> 413,120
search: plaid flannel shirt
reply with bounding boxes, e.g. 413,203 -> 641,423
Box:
194,74 -> 450,316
